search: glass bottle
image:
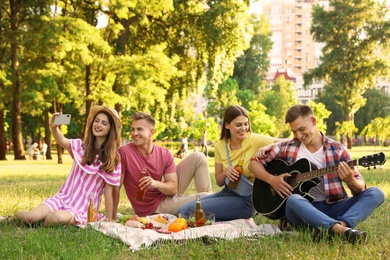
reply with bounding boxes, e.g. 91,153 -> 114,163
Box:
228,153 -> 245,190
136,167 -> 148,201
194,195 -> 206,227
87,193 -> 97,222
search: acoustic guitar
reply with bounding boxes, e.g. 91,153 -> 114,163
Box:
252,152 -> 386,220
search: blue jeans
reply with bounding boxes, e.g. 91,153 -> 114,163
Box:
178,186 -> 256,221
285,187 -> 384,230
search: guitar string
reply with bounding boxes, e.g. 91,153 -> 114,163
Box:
295,159 -> 358,184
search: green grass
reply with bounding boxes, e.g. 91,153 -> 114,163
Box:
1,147 -> 390,259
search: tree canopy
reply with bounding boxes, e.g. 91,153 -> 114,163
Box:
304,0 -> 390,147
2,0 -> 390,160
0,0 -> 257,159
361,116 -> 390,147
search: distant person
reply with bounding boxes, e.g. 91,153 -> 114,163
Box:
181,136 -> 188,158
249,104 -> 384,243
116,112 -> 212,217
27,143 -> 38,160
33,146 -> 40,160
11,106 -> 122,226
178,105 -> 285,221
41,141 -> 48,160
201,130 -> 208,157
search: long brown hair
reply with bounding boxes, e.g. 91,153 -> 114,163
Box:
82,111 -> 120,173
220,105 -> 252,140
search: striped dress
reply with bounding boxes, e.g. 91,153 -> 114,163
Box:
43,139 -> 121,225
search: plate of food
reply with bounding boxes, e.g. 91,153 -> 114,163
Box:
117,214 -> 177,231
149,213 -> 177,223
148,214 -> 177,230
117,214 -> 146,228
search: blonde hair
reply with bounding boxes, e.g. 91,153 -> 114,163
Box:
131,112 -> 156,127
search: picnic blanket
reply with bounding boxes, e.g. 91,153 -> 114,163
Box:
88,219 -> 281,251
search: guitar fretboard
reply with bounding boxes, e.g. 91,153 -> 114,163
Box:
295,159 -> 358,183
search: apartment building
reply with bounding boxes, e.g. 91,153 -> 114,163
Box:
263,0 -> 390,102
263,0 -> 329,103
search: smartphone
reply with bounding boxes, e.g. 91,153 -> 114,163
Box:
54,114 -> 71,125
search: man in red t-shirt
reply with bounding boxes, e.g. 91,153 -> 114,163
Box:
116,112 -> 212,217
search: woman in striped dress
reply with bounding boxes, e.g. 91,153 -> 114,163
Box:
13,105 -> 122,226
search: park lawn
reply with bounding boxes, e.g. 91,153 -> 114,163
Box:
0,146 -> 389,259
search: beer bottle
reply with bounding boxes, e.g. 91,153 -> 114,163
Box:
87,193 -> 97,222
136,167 -> 148,201
228,153 -> 245,190
194,195 -> 205,227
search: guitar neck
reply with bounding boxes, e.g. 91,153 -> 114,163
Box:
296,159 -> 358,183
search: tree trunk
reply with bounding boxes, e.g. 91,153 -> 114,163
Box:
84,65 -> 92,139
110,18 -> 131,147
53,101 -> 63,164
347,136 -> 352,149
0,109 -> 6,160
56,142 -> 63,164
57,105 -> 63,164
10,0 -> 26,160
348,113 -> 354,149
44,107 -> 52,160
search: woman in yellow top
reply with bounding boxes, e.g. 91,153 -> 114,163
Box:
178,105 -> 285,221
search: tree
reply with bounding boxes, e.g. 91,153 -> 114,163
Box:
206,78 -> 240,119
55,0 -> 118,140
186,114 -> 220,146
310,100 -> 331,134
355,88 -> 390,133
248,100 -> 276,136
5,0 -> 25,159
105,0 -> 253,129
232,14 -> 272,94
0,0 -> 259,160
23,15 -> 113,162
315,87 -> 348,136
335,121 -> 358,149
316,85 -> 390,137
361,116 -> 390,147
260,76 -> 297,137
1,0 -> 53,160
0,41 -> 10,160
304,0 -> 390,147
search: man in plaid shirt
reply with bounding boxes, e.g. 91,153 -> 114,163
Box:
249,104 -> 384,243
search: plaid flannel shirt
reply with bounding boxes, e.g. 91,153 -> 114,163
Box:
253,133 -> 365,204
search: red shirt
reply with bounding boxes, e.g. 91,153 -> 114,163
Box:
118,142 -> 176,216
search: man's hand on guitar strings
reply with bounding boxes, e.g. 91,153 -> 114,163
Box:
337,162 -> 355,183
337,161 -> 365,194
270,173 -> 293,198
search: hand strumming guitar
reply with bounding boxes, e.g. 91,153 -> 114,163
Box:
337,161 -> 365,195
248,159 -> 294,199
269,173 -> 293,198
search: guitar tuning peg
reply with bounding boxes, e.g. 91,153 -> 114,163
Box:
373,165 -> 376,170
379,165 -> 383,169
367,166 -> 370,170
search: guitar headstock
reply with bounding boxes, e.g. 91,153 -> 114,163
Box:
358,152 -> 387,169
